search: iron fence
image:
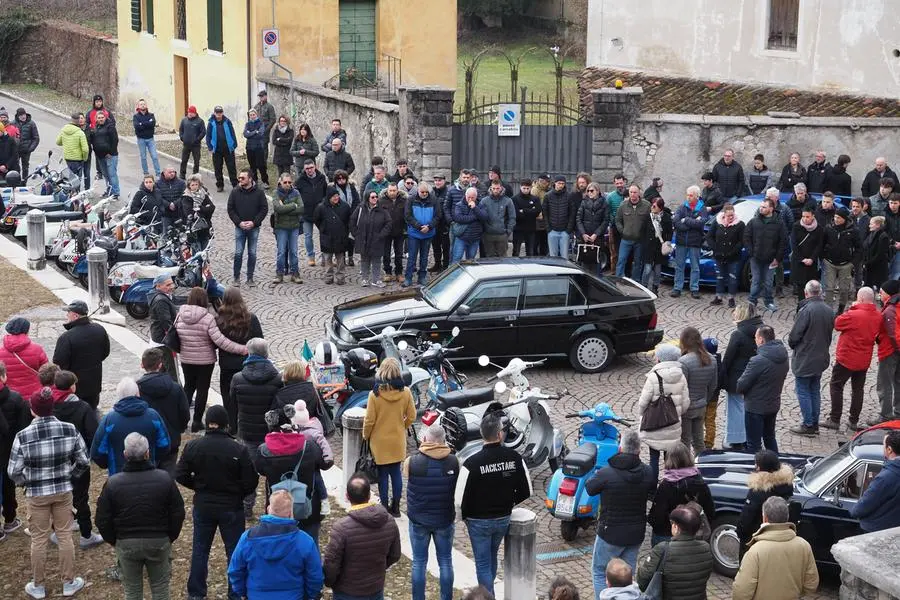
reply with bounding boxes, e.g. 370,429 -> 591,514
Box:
323,54 -> 401,103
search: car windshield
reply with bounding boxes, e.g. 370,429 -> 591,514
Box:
733,200 -> 761,224
422,266 -> 476,311
802,443 -> 854,493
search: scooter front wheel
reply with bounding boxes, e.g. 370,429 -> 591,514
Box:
560,520 -> 580,542
126,302 -> 149,319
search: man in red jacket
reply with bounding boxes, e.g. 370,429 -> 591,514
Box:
822,287 -> 883,431
874,280 -> 900,425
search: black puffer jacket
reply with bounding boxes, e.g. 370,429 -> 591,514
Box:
585,453 -> 655,546
822,221 -> 862,265
231,357 -> 283,444
274,381 -> 323,421
778,164 -> 807,192
736,464 -> 794,554
378,189 -> 408,237
295,170 -> 327,220
148,289 -> 177,344
826,164 -> 852,196
137,372 -> 190,450
16,114 -> 39,153
542,188 -> 574,232
351,201 -> 392,257
576,195 -> 609,238
647,471 -> 716,537
176,428 -> 259,512
52,317 -> 110,401
806,160 -> 832,194
53,393 -> 98,448
178,115 -> 206,147
314,197 -> 352,253
722,316 -> 763,394
743,214 -> 786,263
637,534 -> 713,600
271,126 -> 294,167
712,158 -> 746,198
129,184 -> 164,226
884,208 -> 900,243
736,340 -> 789,415
0,386 -> 30,461
787,194 -> 813,223
216,314 -> 263,372
705,212 -> 745,260
95,460 -> 185,544
90,121 -> 118,158
157,176 -> 187,220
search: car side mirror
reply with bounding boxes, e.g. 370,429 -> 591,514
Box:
456,304 -> 471,317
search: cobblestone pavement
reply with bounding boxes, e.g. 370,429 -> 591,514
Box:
15,99 -> 844,598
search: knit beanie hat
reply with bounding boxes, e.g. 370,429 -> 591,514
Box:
264,409 -> 281,431
30,387 -> 55,417
882,279 -> 900,296
205,405 -> 229,429
5,317 -> 30,335
292,400 -> 310,427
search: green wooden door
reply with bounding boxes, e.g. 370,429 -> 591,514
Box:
339,0 -> 377,86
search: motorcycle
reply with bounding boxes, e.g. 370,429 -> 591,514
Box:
400,328 -> 467,406
544,402 -> 631,541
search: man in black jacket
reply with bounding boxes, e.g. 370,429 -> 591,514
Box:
227,169 -> 268,287
806,150 -> 832,194
294,159 -> 327,266
861,157 -> 899,199
52,300 -> 110,410
178,105 -> 206,179
429,174 -> 451,272
176,405 -> 258,600
90,112 -> 120,198
511,179 -> 541,257
743,195 -> 786,311
323,138 -> 355,181
585,429 -> 655,596
96,432 -> 185,598
711,149 -> 747,199
147,275 -> 179,380
14,107 -> 39,178
544,176 -> 575,258
460,411 -> 531,597
822,206 -> 862,312
157,167 -> 186,234
137,348 -> 190,471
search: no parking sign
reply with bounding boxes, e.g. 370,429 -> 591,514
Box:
498,103 -> 521,137
262,28 -> 280,58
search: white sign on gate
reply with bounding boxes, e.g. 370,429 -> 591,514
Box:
497,103 -> 521,137
262,28 -> 280,58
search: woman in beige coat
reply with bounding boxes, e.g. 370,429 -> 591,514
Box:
635,343 -> 691,482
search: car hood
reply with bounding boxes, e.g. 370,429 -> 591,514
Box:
335,289 -> 440,330
697,450 -> 808,493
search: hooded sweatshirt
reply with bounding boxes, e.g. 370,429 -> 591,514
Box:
137,371 -> 190,451
362,388 -> 416,465
598,584 -> 644,600
90,396 -> 171,475
52,391 -> 98,449
175,304 -> 248,365
0,333 -> 48,399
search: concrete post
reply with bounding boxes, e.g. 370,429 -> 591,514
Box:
341,406 -> 367,491
590,87 -> 643,184
504,507 -> 537,600
398,86 -> 455,182
86,247 -> 110,314
25,209 -> 46,270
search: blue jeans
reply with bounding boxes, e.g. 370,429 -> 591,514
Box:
616,239 -> 643,280
302,219 -> 316,258
333,593 -> 384,600
548,230 -> 570,258
275,228 -> 300,275
725,391 -> 746,445
65,159 -> 84,180
642,261 -> 662,289
451,238 -> 479,263
137,137 -> 161,176
748,257 -> 775,304
716,258 -> 740,297
187,507 -> 244,599
674,245 -> 701,292
466,516 -> 510,596
233,226 -> 260,280
103,155 -> 120,196
405,236 -> 432,284
377,462 -> 402,507
592,536 -> 641,598
795,374 -> 822,427
745,412 -> 777,453
410,521 -> 454,600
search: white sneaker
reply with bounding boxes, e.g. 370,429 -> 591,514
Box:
62,576 -> 85,597
3,518 -> 22,533
371,281 -> 386,288
360,279 -> 369,287
320,498 -> 331,516
25,582 -> 46,599
79,533 -> 104,549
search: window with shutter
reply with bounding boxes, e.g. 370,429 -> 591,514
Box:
767,0 -> 799,51
130,0 -> 141,32
207,0 -> 223,52
144,0 -> 154,35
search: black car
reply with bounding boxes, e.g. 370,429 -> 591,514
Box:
327,257 -> 663,372
698,426 -> 893,578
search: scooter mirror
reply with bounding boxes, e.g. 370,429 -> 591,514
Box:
451,326 -> 460,338
397,340 -> 409,351
478,355 -> 490,367
381,326 -> 396,336
494,381 -> 507,394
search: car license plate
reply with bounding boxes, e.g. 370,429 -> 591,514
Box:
556,495 -> 575,516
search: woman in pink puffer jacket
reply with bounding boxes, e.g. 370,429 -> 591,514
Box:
175,288 -> 248,431
0,317 -> 48,399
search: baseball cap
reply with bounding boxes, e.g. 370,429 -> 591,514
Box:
433,174 -> 446,181
257,90 -> 267,97
187,105 -> 197,114
64,300 -> 88,316
554,175 -> 567,183
538,173 -> 551,181
213,105 -> 224,113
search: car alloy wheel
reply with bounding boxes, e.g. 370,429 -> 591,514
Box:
709,515 -> 741,578
569,333 -> 614,373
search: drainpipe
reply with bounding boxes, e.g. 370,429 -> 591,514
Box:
246,0 -> 253,110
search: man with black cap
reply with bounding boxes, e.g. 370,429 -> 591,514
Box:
206,106 -> 238,192
253,89 -> 277,150
52,301 -> 110,411
176,404 -> 258,600
86,94 -> 114,129
148,274 -> 180,379
543,175 -> 575,258
178,105 -> 206,179
822,205 -> 862,313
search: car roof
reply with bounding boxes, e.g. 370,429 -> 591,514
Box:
457,257 -> 588,278
849,427 -> 897,461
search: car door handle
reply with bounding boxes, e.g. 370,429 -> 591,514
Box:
571,309 -> 585,316
505,315 -> 517,322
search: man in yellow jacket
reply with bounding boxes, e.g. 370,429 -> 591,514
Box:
55,113 -> 89,179
732,496 -> 819,600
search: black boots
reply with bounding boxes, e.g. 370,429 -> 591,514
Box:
388,498 -> 401,518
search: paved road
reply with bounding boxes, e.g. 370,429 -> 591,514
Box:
15,99 -> 849,598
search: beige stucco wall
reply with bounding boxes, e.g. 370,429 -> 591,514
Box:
117,0 -> 252,130
586,0 -> 900,97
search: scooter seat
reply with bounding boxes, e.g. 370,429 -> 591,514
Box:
435,387 -> 494,410
348,370 -> 412,391
44,210 -> 84,223
30,201 -> 67,212
133,264 -> 180,279
562,444 -> 597,477
465,419 -> 483,442
117,249 -> 159,263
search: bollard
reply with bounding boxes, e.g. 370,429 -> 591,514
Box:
86,247 -> 110,314
341,406 -> 367,491
25,209 -> 46,270
504,507 -> 537,600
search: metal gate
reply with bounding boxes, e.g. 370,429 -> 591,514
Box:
452,93 -> 592,183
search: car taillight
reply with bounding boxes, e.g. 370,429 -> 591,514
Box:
559,478 -> 578,496
649,312 -> 658,329
421,409 -> 438,426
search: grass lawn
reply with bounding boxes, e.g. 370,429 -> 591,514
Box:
0,257 -> 61,321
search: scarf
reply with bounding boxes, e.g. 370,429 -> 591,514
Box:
799,217 -> 818,232
277,124 -> 288,133
661,466 -> 700,482
184,187 -> 206,212
336,184 -> 349,205
650,211 -> 663,240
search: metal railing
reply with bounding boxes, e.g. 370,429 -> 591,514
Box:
323,54 -> 401,103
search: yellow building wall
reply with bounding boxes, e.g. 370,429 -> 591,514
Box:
117,0 -> 253,131
251,0 -> 456,91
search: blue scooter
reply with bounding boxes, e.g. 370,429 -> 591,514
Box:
121,248 -> 224,319
545,403 -> 632,541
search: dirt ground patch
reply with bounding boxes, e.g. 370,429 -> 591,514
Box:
0,433 -> 442,599
0,257 -> 61,322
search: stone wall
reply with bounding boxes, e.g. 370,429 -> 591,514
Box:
3,20 -> 118,109
399,87 -> 454,182
590,87 -> 642,185
832,527 -> 900,600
